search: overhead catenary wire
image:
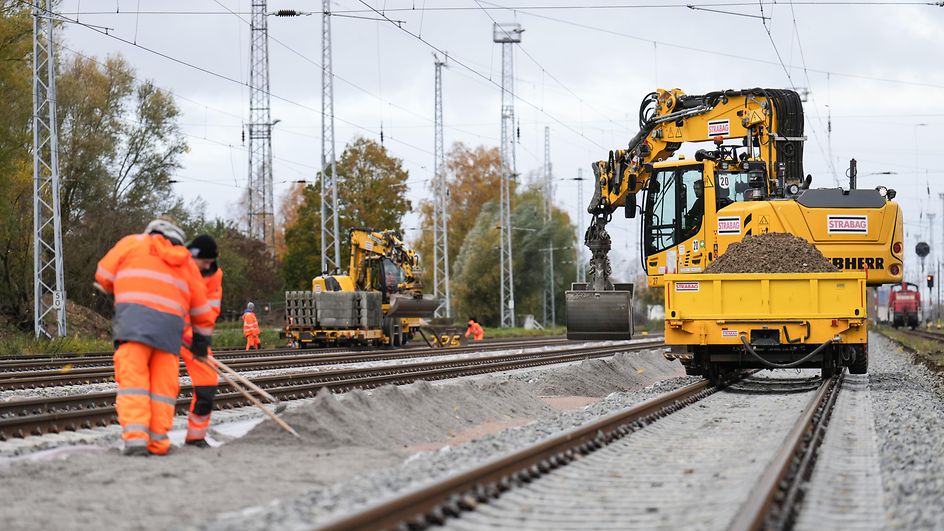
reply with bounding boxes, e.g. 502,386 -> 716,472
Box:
18,0 -> 436,161
354,0 -> 608,151
209,0 -> 497,143
500,5 -> 944,91
787,0 -> 842,185
55,2 -> 943,16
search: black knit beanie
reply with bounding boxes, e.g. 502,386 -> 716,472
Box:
187,234 -> 218,259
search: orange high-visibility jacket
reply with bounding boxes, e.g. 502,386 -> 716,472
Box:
183,267 -> 223,347
465,321 -> 484,341
243,311 -> 259,337
96,234 -> 216,354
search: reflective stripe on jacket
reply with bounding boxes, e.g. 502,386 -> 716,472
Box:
183,268 -> 223,347
242,311 -> 259,336
96,234 -> 217,354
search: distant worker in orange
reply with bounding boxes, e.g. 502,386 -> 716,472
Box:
180,235 -> 223,448
243,302 -> 261,350
465,318 -> 485,341
95,220 -> 216,457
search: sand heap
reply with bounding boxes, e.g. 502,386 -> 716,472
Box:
705,232 -> 837,274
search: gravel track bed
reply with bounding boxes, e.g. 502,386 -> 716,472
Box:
794,373 -> 885,530
202,375 -> 701,530
0,349 -> 681,530
439,372 -> 823,531
869,332 -> 944,529
0,340 -> 641,402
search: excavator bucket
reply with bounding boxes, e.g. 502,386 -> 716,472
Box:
565,283 -> 634,340
387,295 -> 441,319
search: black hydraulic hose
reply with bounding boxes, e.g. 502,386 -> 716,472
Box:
738,335 -> 834,369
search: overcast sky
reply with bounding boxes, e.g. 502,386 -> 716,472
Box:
56,0 -> 944,285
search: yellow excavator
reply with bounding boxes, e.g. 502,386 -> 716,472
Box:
567,88 -> 903,380
285,228 -> 440,348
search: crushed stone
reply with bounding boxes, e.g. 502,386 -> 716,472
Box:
0,348 -> 682,531
705,232 -> 837,274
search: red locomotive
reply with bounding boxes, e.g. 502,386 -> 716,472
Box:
889,282 -> 920,329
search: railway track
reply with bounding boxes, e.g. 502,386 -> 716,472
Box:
895,327 -> 944,343
0,337 -> 570,384
317,369 -> 844,531
0,339 -> 662,440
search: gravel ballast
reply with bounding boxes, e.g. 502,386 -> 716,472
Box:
0,348 -> 681,531
869,332 -> 944,529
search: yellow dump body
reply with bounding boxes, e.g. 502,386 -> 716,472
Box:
664,272 -> 867,347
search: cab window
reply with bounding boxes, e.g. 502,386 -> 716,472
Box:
715,172 -> 751,203
644,165 -> 705,254
644,169 -> 678,254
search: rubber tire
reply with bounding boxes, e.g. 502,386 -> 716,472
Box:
849,346 -> 868,375
821,348 -> 837,380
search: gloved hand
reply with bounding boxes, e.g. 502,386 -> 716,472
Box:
191,333 -> 211,360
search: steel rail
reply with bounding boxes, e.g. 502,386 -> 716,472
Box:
728,371 -> 844,530
0,337 -> 570,374
0,338 -> 578,390
315,377 -> 721,531
0,340 -> 663,440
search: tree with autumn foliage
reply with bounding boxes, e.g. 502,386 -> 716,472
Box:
280,137 -> 412,287
450,186 -> 577,326
413,143 -> 502,270
0,3 -> 34,327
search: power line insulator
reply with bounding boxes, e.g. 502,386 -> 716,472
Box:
274,9 -> 301,17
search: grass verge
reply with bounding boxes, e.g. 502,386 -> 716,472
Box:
874,325 -> 944,371
480,326 -> 566,339
0,335 -> 112,356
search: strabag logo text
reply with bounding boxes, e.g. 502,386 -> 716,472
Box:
718,216 -> 741,235
827,215 -> 868,234
707,119 -> 730,137
675,281 -> 700,292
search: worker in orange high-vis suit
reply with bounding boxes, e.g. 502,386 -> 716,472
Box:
180,235 -> 223,448
464,318 -> 485,341
243,302 -> 261,350
95,219 -> 216,457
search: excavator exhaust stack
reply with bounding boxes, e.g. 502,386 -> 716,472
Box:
565,283 -> 634,340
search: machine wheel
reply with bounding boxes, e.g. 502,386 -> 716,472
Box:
821,348 -> 838,380
706,363 -> 723,385
849,345 -> 868,374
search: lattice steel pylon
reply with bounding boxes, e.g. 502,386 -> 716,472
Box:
542,127 -> 555,327
432,55 -> 451,318
247,0 -> 275,252
32,2 -> 66,338
575,168 -> 587,283
494,23 -> 522,328
320,0 -> 341,273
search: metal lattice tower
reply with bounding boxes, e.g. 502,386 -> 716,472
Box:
32,2 -> 66,338
575,168 -> 587,283
320,0 -> 341,273
247,0 -> 275,251
542,127 -> 556,327
494,23 -> 522,328
432,55 -> 451,318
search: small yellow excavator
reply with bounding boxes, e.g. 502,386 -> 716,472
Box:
567,88 -> 903,380
285,228 -> 440,348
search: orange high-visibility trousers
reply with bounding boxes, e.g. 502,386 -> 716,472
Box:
180,347 -> 219,442
114,341 -> 180,455
245,334 -> 261,350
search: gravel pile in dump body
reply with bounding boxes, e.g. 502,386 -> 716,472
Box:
705,232 -> 837,274
868,332 -> 944,529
